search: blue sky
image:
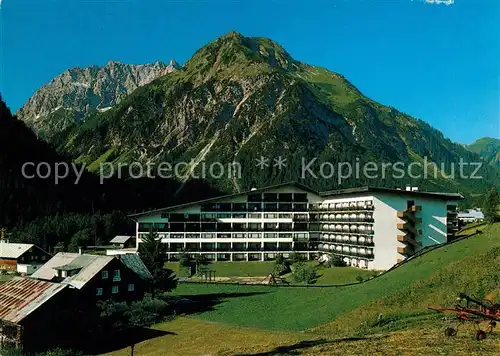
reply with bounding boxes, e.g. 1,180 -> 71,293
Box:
0,0 -> 498,144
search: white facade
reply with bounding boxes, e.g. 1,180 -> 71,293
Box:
16,263 -> 43,275
131,184 -> 461,270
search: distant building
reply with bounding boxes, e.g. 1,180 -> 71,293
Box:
130,182 -> 462,270
106,235 -> 137,256
109,235 -> 136,249
31,252 -> 152,303
458,209 -> 485,223
0,242 -> 51,275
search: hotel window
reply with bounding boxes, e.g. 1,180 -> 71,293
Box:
113,270 -> 121,281
96,288 -> 103,296
102,270 -> 109,279
278,193 -> 293,202
128,283 -> 135,292
248,223 -> 261,231
248,193 -> 262,202
293,193 -> 308,202
112,286 -> 119,294
248,203 -> 261,212
264,193 -> 278,202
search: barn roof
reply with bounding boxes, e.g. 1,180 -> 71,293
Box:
119,254 -> 153,280
0,277 -> 66,324
31,253 -> 114,289
0,243 -> 34,259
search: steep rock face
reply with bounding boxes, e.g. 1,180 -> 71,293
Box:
20,32 -> 499,195
16,60 -> 179,139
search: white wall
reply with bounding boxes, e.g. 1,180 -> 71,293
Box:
373,193 -> 455,270
17,263 -> 42,275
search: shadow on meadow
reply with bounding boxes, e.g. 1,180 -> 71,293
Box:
236,335 -> 389,356
168,291 -> 271,315
78,327 -> 176,355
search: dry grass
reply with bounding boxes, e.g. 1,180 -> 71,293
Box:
101,317 -> 500,356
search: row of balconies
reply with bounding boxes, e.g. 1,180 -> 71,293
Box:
139,226 -> 311,233
317,245 -> 374,259
319,234 -> 374,246
199,202 -> 309,213
169,247 -> 316,253
310,213 -> 374,223
317,224 -> 374,234
310,201 -> 374,211
144,232 -> 308,239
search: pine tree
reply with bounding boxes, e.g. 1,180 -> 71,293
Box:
483,188 -> 500,223
138,230 -> 177,298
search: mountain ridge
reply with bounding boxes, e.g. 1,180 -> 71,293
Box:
15,32 -> 500,198
16,59 -> 180,140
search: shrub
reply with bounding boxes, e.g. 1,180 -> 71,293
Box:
289,252 -> 306,265
328,255 -> 346,267
274,254 -> 291,275
292,262 -> 317,284
40,348 -> 83,356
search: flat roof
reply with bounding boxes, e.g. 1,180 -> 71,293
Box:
320,186 -> 464,200
129,182 -> 463,218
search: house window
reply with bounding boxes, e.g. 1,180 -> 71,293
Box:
112,286 -> 119,294
96,288 -> 103,296
128,283 -> 135,292
102,270 -> 109,279
113,270 -> 121,281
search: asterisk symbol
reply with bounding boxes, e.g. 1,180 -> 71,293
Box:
273,156 -> 287,169
255,156 -> 270,170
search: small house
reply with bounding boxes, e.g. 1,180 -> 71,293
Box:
0,242 -> 51,275
109,235 -> 136,249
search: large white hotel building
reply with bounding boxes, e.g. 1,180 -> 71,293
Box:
130,183 -> 461,270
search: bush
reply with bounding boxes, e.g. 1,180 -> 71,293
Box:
292,262 -> 317,284
40,348 -> 83,356
328,255 -> 346,267
289,252 -> 306,265
273,254 -> 291,275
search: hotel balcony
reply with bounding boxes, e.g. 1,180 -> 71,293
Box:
397,234 -> 419,249
396,205 -> 421,257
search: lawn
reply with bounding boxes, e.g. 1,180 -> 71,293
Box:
282,263 -> 376,285
167,260 -> 375,285
169,224 -> 500,332
165,261 -> 276,279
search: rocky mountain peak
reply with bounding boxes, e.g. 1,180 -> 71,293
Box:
16,60 -> 176,139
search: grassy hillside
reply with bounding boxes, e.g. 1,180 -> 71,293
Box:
103,224 -> 500,356
170,224 -> 500,332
